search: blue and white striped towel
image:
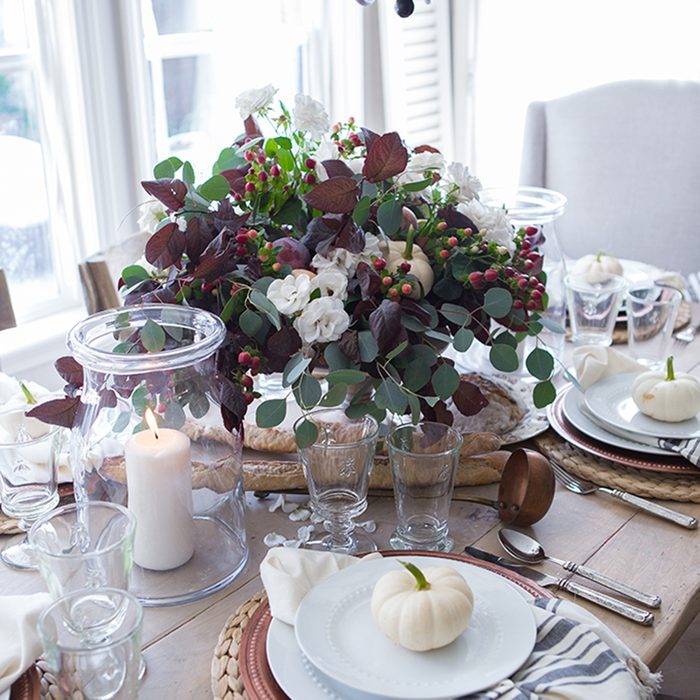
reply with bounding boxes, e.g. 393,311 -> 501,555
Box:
469,598 -> 661,700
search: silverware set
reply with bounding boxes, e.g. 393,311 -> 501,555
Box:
673,271 -> 700,344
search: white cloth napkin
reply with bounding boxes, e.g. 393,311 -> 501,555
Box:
572,346 -> 645,390
0,593 -> 51,693
260,549 -> 660,700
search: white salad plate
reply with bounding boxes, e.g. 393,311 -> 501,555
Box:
292,555 -> 537,700
563,385 -> 668,456
585,373 -> 700,440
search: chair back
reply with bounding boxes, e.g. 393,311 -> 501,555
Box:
0,269 -> 16,331
519,80 -> 700,272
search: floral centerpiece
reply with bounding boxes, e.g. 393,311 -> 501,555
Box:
38,86 -> 559,445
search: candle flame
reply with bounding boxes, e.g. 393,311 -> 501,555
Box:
145,407 -> 160,439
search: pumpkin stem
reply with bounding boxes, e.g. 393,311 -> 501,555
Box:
20,382 -> 37,405
399,560 -> 431,591
595,250 -> 604,263
666,356 -> 676,381
403,226 -> 415,260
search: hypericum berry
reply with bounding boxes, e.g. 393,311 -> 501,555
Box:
349,133 -> 362,147
437,222 -> 448,232
265,241 -> 273,250
525,226 -> 538,236
439,249 -> 450,260
244,392 -> 255,405
520,240 -> 532,253
244,150 -> 255,162
348,116 -> 355,125
399,261 -> 412,273
504,267 -> 516,278
531,289 -> 543,301
305,172 -> 316,185
513,299 -> 524,310
236,245 -> 247,256
238,351 -> 252,365
258,171 -> 268,183
241,374 -> 254,389
526,300 -> 537,310
524,260 -> 535,271
244,182 -> 256,193
484,269 -> 499,282
517,276 -> 529,290
258,253 -> 269,262
447,236 -> 459,247
332,122 -> 341,133
272,262 -> 282,272
527,252 -> 540,262
305,157 -> 316,169
157,403 -> 166,413
529,276 -> 539,288
250,356 -> 261,371
382,276 -> 393,286
270,164 -> 281,177
247,229 -> 258,240
389,287 -> 399,298
256,154 -> 266,165
401,283 -> 413,295
464,227 -> 473,236
233,193 -> 243,202
236,232 -> 249,244
373,258 -> 386,271
469,271 -> 485,289
536,283 -> 546,294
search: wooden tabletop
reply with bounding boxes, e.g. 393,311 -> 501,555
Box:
2,335 -> 699,697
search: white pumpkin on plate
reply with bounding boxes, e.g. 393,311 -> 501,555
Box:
632,357 -> 700,423
370,561 -> 474,652
572,251 -> 624,283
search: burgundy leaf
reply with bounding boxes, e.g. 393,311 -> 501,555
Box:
220,168 -> 250,196
338,330 -> 360,364
414,144 -> 441,154
192,252 -> 232,283
265,326 -> 302,372
321,160 -> 355,179
361,127 -> 380,151
99,389 -> 118,409
334,215 -> 365,253
438,206 -> 477,231
368,300 -> 408,355
185,217 -> 215,265
362,132 -> 409,183
301,216 -> 340,256
26,397 -> 81,429
221,405 -> 244,433
141,179 -> 187,211
355,262 -> 381,300
55,357 -> 83,387
123,280 -> 159,306
303,177 -> 359,214
244,115 -> 263,139
452,380 -> 489,417
145,222 -> 186,269
432,400 -> 454,426
400,299 -> 432,326
138,285 -> 179,305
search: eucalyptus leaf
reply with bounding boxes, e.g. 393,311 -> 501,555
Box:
385,340 -> 408,362
250,289 -> 281,330
407,393 -> 421,423
198,174 -> 230,201
296,373 -> 322,409
489,344 -> 519,372
533,380 -> 556,408
239,308 -> 263,336
404,360 -> 431,392
353,196 -> 372,226
483,288 -> 513,318
256,399 -> 287,428
121,265 -> 150,288
452,327 -> 474,353
319,383 -> 347,407
220,296 -> 237,324
282,352 -> 311,387
526,348 -> 554,381
410,344 -> 438,367
295,419 -> 318,449
377,199 -> 403,236
431,363 -> 460,401
358,330 -> 379,363
182,161 -> 195,185
375,379 -> 407,414
112,412 -> 131,433
400,314 -> 427,332
189,392 -> 210,419
439,303 -> 471,327
141,319 -> 166,352
324,342 -> 351,371
327,369 -> 366,385
538,316 -> 566,334
164,400 -> 186,429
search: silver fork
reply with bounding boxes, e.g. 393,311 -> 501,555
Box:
550,459 -> 698,529
674,272 -> 700,344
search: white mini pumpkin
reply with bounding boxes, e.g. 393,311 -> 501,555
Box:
632,356 -> 700,423
382,228 -> 434,299
371,561 -> 474,651
572,251 -> 623,283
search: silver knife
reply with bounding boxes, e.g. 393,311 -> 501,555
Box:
464,546 -> 654,626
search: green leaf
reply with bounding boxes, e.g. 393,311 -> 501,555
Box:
213,146 -> 245,174
493,331 -> 517,348
526,348 -> 554,381
533,380 -> 556,408
539,316 -> 566,334
256,399 -> 287,428
404,360 -> 431,392
249,289 -> 281,330
439,303 -> 472,327
295,373 -> 322,409
121,264 -> 150,288
272,197 -> 302,225
189,392 -> 210,419
141,319 -> 166,352
345,401 -> 373,419
401,314 -> 427,332
411,344 -> 438,367
319,383 -> 347,407
401,177 -> 433,192
131,386 -> 149,416
278,148 -> 295,171
324,342 -> 351,371
182,161 -> 195,185
358,330 -> 379,363
264,138 -> 279,156
432,276 -> 463,300
220,296 -> 237,324
376,379 -> 407,414
295,419 -> 319,449
20,381 -> 36,404
483,287 -> 513,318
407,393 -> 421,423
489,344 -> 520,372
385,340 -> 408,362
327,369 -> 367,386
252,276 -> 274,294
432,363 -> 460,401
274,136 -> 292,150
282,352 -> 311,387
153,158 -> 175,179
453,327 -> 474,353
199,174 -> 230,201
353,195 -> 372,225
425,329 -> 452,344
112,412 -> 131,433
239,308 -> 263,336
377,199 -> 403,236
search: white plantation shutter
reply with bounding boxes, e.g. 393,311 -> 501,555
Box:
377,0 -> 454,153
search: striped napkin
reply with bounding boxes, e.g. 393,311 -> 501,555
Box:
471,598 -> 660,700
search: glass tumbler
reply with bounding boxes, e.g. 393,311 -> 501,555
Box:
295,410 -> 379,554
38,588 -> 142,699
387,422 -> 463,552
565,272 -> 626,346
0,409 -> 61,570
626,284 -> 682,367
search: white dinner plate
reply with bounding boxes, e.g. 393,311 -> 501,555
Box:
563,385 -> 668,456
585,373 -> 700,439
294,555 -> 537,700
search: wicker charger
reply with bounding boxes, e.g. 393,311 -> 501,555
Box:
0,512 -> 21,536
534,431 -> 700,503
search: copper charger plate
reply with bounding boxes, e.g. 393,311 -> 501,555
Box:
10,666 -> 40,700
548,388 -> 697,475
239,549 -> 554,700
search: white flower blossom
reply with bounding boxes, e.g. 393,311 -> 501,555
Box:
175,216 -> 187,232
314,139 -> 340,181
311,232 -> 383,278
346,157 -> 365,175
234,84 -> 278,120
293,94 -> 330,139
442,162 -> 482,202
458,200 -> 516,256
312,270 -> 348,301
397,151 -> 444,190
266,274 -> 312,316
138,200 -> 166,234
293,297 -> 350,345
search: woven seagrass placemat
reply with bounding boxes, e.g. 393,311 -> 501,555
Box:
0,512 -> 21,535
534,431 -> 700,503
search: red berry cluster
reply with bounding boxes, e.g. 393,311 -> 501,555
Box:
233,228 -> 284,274
329,117 -> 364,158
371,257 -> 415,299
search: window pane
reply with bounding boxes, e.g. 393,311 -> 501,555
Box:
0,0 -> 27,50
150,0 -> 216,35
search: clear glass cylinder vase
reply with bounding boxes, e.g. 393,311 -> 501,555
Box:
67,304 -> 248,606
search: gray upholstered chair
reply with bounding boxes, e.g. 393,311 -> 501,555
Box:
519,80 -> 700,273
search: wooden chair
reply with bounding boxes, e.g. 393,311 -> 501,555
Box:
78,232 -> 150,315
0,269 -> 16,331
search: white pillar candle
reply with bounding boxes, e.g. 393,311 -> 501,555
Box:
125,411 -> 195,570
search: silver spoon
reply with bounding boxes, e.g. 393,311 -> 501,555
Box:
498,528 -> 661,608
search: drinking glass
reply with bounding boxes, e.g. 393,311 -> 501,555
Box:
387,422 -> 462,552
0,408 -> 61,570
626,284 -> 682,367
38,588 -> 142,699
295,410 -> 379,554
565,272 -> 626,346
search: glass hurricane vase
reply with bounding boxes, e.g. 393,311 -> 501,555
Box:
67,304 -> 248,606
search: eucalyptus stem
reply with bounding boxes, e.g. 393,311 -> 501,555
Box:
400,561 -> 431,591
666,356 -> 676,381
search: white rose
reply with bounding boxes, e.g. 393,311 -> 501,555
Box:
312,270 -> 348,301
312,250 -> 358,277
397,152 -> 444,190
314,139 -> 340,182
235,84 -> 278,120
442,162 -> 482,203
137,200 -> 166,234
293,94 -> 330,140
266,274 -> 312,316
293,297 -> 350,345
458,200 -> 515,256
